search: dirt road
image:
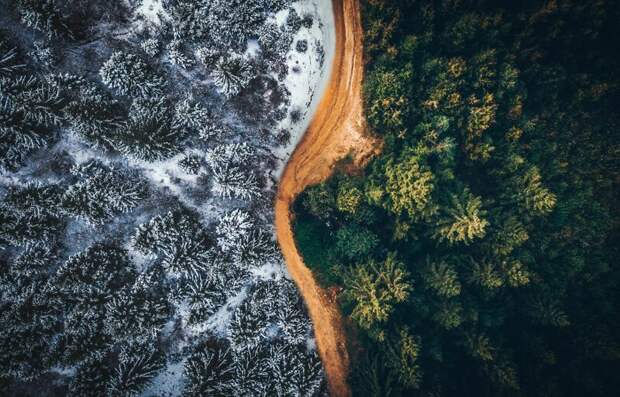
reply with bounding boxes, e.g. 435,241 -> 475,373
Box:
274,0 -> 380,396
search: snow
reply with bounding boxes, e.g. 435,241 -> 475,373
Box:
140,359 -> 186,397
244,39 -> 261,58
273,0 -> 337,179
137,0 -> 168,25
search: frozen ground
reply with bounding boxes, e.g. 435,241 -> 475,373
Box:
273,0 -> 337,179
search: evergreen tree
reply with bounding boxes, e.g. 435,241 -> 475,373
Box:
211,54 -> 253,98
61,162 -> 148,224
109,98 -> 185,161
132,209 -> 212,275
99,51 -> 165,98
183,339 -> 235,397
107,338 -> 165,397
433,189 -> 489,245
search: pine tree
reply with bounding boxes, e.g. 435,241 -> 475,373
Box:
68,356 -> 111,397
53,242 -> 136,307
183,340 -> 235,396
274,280 -> 311,345
178,153 -> 203,174
233,344 -> 269,396
267,342 -> 324,396
63,82 -> 121,147
0,75 -> 64,126
343,254 -> 412,334
140,38 -> 160,58
517,166 -> 557,215
132,210 -> 212,275
99,51 -> 165,97
110,98 -> 184,161
384,328 -> 422,389
434,189 -> 489,245
0,38 -> 26,76
205,143 -> 260,199
424,259 -> 462,298
215,209 -> 255,253
211,54 -> 253,98
468,260 -> 504,290
383,153 -> 438,220
61,162 -> 148,224
62,305 -> 109,366
179,271 -> 227,324
16,0 -> 69,39
167,39 -> 195,69
107,338 -> 165,397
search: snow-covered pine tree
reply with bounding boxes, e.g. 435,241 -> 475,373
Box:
109,98 -> 184,161
215,209 -> 255,253
267,342 -> 324,396
0,75 -> 64,127
286,8 -> 303,34
162,1 -> 210,43
229,280 -> 279,350
211,54 -> 253,98
0,201 -> 65,246
99,51 -> 165,98
15,0 -> 70,39
183,339 -> 236,396
106,337 -> 165,397
275,279 -> 312,345
0,37 -> 26,76
63,82 -> 122,147
104,266 -> 171,338
198,120 -> 230,141
141,38 -> 160,58
167,39 -> 195,69
53,242 -> 136,308
132,209 -> 212,275
178,271 -> 227,324
173,98 -> 211,132
4,182 -> 63,215
229,228 -> 277,268
68,356 -> 111,397
205,142 -> 260,200
0,72 -> 64,169
61,162 -> 148,225
0,242 -> 56,307
196,46 -> 220,68
232,343 -> 269,396
62,305 -> 110,366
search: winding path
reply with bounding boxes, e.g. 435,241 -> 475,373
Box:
274,0 -> 380,396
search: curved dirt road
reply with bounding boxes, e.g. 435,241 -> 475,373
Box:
275,0 -> 380,396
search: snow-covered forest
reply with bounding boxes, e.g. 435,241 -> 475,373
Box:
0,0 -> 332,395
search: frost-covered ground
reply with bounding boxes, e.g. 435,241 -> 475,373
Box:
273,0 -> 336,178
0,0 -> 334,395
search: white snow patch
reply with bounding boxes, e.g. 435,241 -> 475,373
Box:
140,359 -> 186,397
245,39 -> 261,58
137,0 -> 168,25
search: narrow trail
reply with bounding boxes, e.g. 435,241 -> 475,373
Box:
274,0 -> 380,396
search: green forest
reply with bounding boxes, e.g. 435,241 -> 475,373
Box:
293,0 -> 620,395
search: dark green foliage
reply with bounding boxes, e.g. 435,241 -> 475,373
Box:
61,161 -> 148,224
110,98 -> 186,161
132,209 -> 212,274
183,339 -> 235,397
294,0 -> 620,395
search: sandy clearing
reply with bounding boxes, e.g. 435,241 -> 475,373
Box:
274,0 -> 381,396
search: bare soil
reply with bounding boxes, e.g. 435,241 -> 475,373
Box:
274,0 -> 381,396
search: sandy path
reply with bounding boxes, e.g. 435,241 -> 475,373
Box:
274,0 -> 380,396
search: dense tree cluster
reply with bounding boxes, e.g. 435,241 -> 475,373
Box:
294,0 -> 620,396
0,0 -> 326,394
